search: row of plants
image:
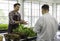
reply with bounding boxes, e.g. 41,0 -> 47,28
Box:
0,24 -> 8,30
13,24 -> 37,38
0,24 -> 37,38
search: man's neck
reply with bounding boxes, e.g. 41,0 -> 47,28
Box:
43,12 -> 49,15
14,10 -> 18,12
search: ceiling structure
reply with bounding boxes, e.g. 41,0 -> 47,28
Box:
24,0 -> 60,3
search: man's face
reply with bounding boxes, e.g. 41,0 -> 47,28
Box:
42,9 -> 45,14
42,9 -> 49,15
14,5 -> 20,11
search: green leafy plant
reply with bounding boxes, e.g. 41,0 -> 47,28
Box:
13,24 -> 37,37
0,24 -> 8,30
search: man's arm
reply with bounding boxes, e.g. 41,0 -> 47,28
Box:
9,12 -> 15,24
33,17 -> 44,33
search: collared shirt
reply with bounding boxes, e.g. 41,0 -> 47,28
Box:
33,13 -> 58,41
9,11 -> 21,24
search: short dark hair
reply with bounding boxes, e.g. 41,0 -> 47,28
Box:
42,4 -> 49,11
14,3 -> 20,7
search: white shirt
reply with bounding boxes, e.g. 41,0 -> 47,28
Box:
33,13 -> 58,41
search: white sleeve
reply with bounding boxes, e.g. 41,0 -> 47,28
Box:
33,17 -> 44,33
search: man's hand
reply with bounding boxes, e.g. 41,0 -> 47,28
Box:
20,20 -> 28,24
14,20 -> 28,24
15,21 -> 20,24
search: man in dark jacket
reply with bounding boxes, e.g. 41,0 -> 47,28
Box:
8,3 -> 27,33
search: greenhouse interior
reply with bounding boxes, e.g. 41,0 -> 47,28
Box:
0,0 -> 60,41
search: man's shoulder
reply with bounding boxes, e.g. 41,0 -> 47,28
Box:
38,16 -> 44,20
9,11 -> 14,14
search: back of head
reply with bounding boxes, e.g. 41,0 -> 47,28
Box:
42,4 -> 49,14
42,4 -> 49,11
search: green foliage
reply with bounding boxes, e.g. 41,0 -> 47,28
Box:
0,24 -> 8,30
13,24 -> 37,37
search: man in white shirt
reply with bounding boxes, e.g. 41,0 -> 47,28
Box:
33,4 -> 58,41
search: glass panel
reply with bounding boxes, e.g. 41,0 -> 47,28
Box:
0,3 -> 8,10
0,10 -> 8,16
24,16 -> 31,26
0,16 -> 8,24
24,2 -> 31,16
0,0 -> 17,24
24,2 -> 40,26
49,6 -> 52,15
32,3 -> 39,16
32,17 -> 39,27
57,5 -> 60,23
8,1 -> 17,12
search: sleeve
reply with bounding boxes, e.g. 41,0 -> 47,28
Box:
9,12 -> 15,24
33,17 -> 44,33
